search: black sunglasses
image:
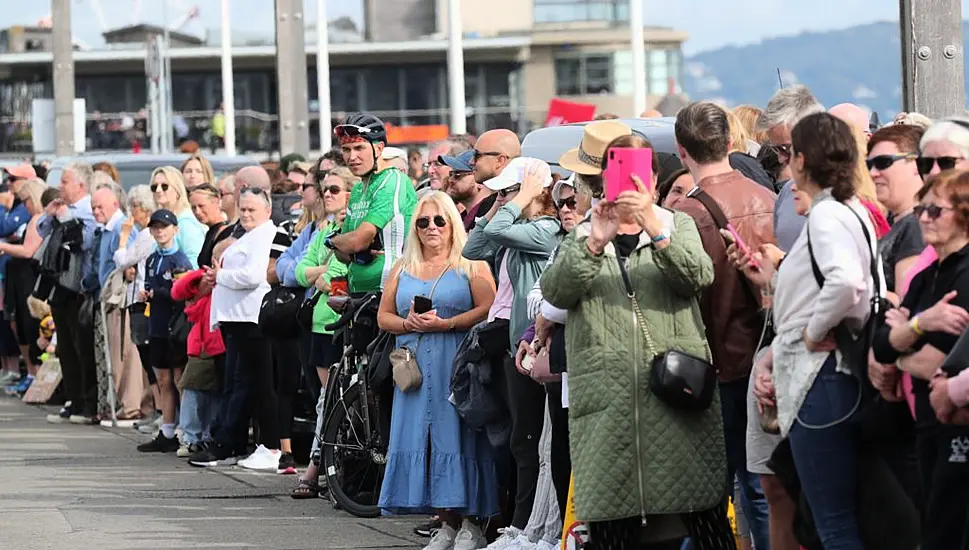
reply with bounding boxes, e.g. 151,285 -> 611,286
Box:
917,156 -> 962,177
556,196 -> 577,210
416,215 -> 448,229
498,184 -> 521,197
867,154 -> 916,171
321,185 -> 344,195
240,186 -> 269,197
914,203 -> 953,220
771,143 -> 792,157
473,150 -> 503,162
151,183 -> 170,193
449,171 -> 472,180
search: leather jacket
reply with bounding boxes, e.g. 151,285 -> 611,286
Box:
675,170 -> 777,382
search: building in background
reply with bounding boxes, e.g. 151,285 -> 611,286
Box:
0,0 -> 686,153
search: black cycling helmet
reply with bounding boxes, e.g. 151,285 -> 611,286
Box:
334,112 -> 387,145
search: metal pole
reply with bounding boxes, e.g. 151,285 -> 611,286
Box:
161,0 -> 173,153
275,0 -> 311,156
446,0 -> 467,134
52,0 -> 75,156
317,0 -> 331,152
221,0 -> 236,156
900,0 -> 965,118
630,0 -> 647,117
150,77 -> 160,153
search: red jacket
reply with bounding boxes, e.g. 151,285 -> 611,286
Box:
171,269 -> 225,357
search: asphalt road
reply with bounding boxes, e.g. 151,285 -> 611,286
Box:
0,396 -> 425,550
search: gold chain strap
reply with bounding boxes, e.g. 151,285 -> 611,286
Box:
629,293 -> 658,357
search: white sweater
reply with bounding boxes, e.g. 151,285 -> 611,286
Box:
210,219 -> 276,329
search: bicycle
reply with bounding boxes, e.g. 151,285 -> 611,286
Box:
311,292 -> 392,519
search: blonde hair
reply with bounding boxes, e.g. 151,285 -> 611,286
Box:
17,177 -> 47,215
150,166 -> 192,215
181,154 -> 216,186
850,124 -> 884,213
400,191 -> 474,277
733,105 -> 767,144
724,108 -> 751,154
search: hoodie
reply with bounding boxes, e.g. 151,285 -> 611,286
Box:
170,268 -> 226,357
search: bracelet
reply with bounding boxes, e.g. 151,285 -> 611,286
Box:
910,316 -> 925,337
448,319 -> 456,331
401,318 -> 407,333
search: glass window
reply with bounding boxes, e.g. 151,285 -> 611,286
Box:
329,69 -> 360,114
534,0 -> 629,24
648,49 -> 669,96
404,66 -> 443,126
362,68 -> 400,113
171,74 -> 210,111
585,55 -> 613,94
554,57 -> 582,96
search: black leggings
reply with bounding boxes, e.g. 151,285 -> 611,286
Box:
136,343 -> 156,385
273,336 -> 301,441
219,322 -> 278,449
546,381 -> 571,516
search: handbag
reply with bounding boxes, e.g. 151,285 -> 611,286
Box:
258,285 -> 301,339
390,266 -> 450,392
296,249 -> 336,332
615,252 -> 717,411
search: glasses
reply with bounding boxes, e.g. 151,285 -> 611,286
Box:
422,161 -> 443,172
914,203 -> 954,220
150,183 -> 170,193
333,124 -> 372,139
498,185 -> 521,197
917,156 -> 962,177
556,196 -> 577,210
867,154 -> 917,171
240,186 -> 269,198
416,215 -> 448,229
473,150 -> 503,162
449,171 -> 472,180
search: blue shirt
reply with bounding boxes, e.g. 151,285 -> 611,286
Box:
175,209 -> 207,269
145,244 -> 193,338
275,223 -> 318,296
83,209 -> 127,296
774,180 -> 806,253
0,201 -> 29,275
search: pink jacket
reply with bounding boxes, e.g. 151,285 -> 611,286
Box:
171,269 -> 226,357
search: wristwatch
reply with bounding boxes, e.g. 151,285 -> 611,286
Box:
324,235 -> 336,250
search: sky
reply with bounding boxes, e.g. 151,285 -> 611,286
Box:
3,0 -> 969,55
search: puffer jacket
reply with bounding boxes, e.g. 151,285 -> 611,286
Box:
540,208 -> 726,523
171,268 -> 225,357
675,170 -> 776,382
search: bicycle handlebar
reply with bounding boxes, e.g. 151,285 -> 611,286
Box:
323,293 -> 378,332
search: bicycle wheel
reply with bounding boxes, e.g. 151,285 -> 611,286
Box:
321,384 -> 386,518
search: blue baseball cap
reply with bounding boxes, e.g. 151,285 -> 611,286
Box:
149,209 -> 178,227
438,150 -> 474,172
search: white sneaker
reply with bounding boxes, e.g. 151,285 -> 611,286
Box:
423,523 -> 457,550
486,527 -> 525,549
534,540 -> 558,550
453,519 -> 486,550
176,444 -> 191,458
238,444 -> 282,471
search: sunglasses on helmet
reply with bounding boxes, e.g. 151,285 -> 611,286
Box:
333,124 -> 373,139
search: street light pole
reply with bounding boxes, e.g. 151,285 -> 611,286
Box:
221,0 -> 236,156
52,0 -> 75,156
317,0 -> 331,152
630,0 -> 647,117
899,0 -> 965,118
446,0 -> 467,134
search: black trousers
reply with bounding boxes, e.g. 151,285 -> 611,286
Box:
917,423 -> 969,550
546,381 -> 572,517
503,353 -> 548,529
50,293 -> 97,416
273,336 -> 302,441
298,327 -> 320,403
216,322 -> 277,451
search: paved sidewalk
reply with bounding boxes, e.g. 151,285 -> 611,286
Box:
0,396 -> 423,549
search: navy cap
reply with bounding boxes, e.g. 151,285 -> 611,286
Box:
149,209 -> 178,227
438,150 -> 474,172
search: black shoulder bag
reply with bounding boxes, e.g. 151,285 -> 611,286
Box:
615,250 -> 717,411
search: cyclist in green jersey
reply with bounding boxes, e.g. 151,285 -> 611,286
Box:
324,113 -> 417,294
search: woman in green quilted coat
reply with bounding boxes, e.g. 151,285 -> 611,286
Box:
541,135 -> 731,549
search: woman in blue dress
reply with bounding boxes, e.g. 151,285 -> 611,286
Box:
377,191 -> 498,550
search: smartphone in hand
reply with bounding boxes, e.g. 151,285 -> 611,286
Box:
725,223 -> 760,270
604,147 -> 653,201
413,295 -> 433,314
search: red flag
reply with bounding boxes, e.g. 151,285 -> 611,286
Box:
544,98 -> 596,127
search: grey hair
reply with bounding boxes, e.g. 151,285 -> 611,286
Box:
91,172 -> 128,214
920,118 -> 969,158
127,184 -> 156,214
239,187 -> 273,208
63,162 -> 94,190
432,138 -> 471,157
757,85 -> 825,132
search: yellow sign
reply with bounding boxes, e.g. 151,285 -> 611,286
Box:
561,473 -> 588,549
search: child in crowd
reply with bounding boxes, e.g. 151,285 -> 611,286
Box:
171,246 -> 227,457
137,209 -> 193,453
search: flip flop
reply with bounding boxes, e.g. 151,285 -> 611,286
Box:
291,478 -> 322,499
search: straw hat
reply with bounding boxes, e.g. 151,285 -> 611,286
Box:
558,120 -> 633,175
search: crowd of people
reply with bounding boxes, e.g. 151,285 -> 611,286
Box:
1,85 -> 967,550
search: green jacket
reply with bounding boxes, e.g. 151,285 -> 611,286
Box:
295,223 -> 349,334
462,202 -> 561,343
540,210 -> 726,523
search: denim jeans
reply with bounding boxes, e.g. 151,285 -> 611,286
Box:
180,388 -> 221,444
719,377 -> 770,550
788,354 -> 865,550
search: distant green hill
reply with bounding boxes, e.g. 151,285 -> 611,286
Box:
682,21 -> 968,117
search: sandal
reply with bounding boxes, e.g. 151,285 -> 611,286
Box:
291,478 -> 322,499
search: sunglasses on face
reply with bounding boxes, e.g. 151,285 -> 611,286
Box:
867,153 -> 916,171
449,171 -> 472,180
498,185 -> 521,197
917,156 -> 962,177
321,185 -> 344,195
151,183 -> 170,193
914,203 -> 953,220
416,215 -> 448,229
771,143 -> 792,158
473,150 -> 502,162
557,196 -> 577,210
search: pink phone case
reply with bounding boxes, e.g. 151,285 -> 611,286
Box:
726,223 -> 760,269
604,148 -> 653,201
